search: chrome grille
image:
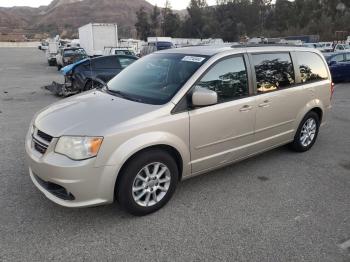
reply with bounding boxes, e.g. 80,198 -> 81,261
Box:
37,129 -> 53,143
33,137 -> 49,154
32,128 -> 52,155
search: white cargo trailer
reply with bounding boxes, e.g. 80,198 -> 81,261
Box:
79,23 -> 118,56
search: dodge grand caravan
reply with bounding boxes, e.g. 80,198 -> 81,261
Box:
26,45 -> 333,215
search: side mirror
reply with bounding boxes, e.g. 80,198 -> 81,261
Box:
192,87 -> 218,107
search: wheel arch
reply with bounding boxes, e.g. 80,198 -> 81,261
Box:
113,144 -> 185,200
310,107 -> 323,122
99,132 -> 190,200
294,99 -> 325,132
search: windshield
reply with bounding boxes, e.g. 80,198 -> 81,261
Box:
107,53 -> 208,105
115,50 -> 135,56
64,49 -> 87,57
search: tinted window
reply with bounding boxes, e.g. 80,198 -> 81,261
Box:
156,42 -> 173,50
115,50 -> 135,56
330,54 -> 345,63
196,56 -> 249,103
118,57 -> 137,69
345,53 -> 350,61
93,56 -> 118,69
64,49 -> 86,57
108,53 -> 208,105
253,53 -> 295,93
296,52 -> 328,83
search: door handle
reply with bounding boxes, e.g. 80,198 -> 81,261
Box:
258,100 -> 271,108
239,105 -> 253,112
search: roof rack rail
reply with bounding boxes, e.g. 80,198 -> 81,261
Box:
231,43 -> 302,48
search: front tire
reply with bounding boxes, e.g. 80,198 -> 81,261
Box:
290,111 -> 320,152
117,149 -> 179,216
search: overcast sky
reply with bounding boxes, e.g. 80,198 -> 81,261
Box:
0,0 -> 217,9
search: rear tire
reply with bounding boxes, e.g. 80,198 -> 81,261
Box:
116,149 -> 179,216
290,111 -> 320,152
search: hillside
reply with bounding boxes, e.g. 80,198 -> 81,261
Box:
0,0 -> 154,39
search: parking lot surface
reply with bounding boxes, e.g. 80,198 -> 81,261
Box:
0,48 -> 350,262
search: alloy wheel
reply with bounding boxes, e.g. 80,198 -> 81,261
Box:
132,162 -> 171,207
300,118 -> 317,147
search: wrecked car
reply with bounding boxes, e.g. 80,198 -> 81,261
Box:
44,55 -> 137,96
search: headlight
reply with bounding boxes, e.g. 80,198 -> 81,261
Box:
55,136 -> 103,160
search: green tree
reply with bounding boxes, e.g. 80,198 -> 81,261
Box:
135,7 -> 151,40
150,5 -> 160,36
185,0 -> 208,38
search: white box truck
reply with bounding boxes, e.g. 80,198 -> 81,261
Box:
45,40 -> 59,66
79,23 -> 118,56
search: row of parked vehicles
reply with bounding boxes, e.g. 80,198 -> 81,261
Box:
42,35 -> 177,96
45,42 -> 350,98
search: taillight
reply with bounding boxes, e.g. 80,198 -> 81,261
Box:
330,82 -> 335,100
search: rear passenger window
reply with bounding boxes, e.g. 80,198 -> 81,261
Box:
196,56 -> 249,103
118,57 -> 136,69
252,53 -> 295,94
296,52 -> 328,83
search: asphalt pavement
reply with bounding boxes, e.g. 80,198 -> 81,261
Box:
0,48 -> 349,261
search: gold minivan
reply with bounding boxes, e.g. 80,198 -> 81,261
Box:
26,45 -> 333,215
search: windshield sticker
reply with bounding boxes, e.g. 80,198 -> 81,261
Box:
182,56 -> 205,63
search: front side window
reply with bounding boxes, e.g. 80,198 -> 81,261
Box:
93,57 -> 118,69
196,56 -> 249,103
296,52 -> 328,83
252,53 -> 295,94
107,53 -> 208,105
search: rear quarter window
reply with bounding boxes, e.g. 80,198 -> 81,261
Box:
296,52 -> 328,83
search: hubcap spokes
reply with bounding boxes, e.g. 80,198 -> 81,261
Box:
300,118 -> 317,147
132,162 -> 171,207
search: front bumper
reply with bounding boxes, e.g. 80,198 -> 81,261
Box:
25,132 -> 117,208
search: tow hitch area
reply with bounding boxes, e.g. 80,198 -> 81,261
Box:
42,81 -> 78,97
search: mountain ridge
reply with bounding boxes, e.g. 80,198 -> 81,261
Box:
0,0 -> 157,40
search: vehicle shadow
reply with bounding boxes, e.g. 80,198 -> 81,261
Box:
29,145 -> 293,222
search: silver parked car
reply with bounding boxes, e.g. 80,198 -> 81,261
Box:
26,45 -> 333,215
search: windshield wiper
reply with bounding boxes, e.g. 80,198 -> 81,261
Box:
105,88 -> 143,103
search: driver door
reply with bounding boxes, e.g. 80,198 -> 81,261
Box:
189,55 -> 256,174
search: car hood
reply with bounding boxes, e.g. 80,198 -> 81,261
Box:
34,91 -> 163,137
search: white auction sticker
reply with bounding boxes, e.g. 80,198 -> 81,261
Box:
182,56 -> 205,63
